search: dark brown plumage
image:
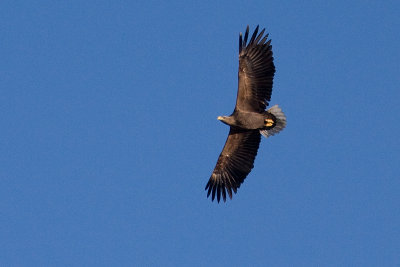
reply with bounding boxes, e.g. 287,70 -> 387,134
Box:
205,25 -> 286,203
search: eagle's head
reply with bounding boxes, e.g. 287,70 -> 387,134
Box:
217,115 -> 235,126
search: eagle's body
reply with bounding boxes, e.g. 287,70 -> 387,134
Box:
205,25 -> 286,203
218,110 -> 275,130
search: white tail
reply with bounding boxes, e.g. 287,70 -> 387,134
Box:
260,105 -> 286,138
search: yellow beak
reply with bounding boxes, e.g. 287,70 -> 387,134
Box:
217,116 -> 223,121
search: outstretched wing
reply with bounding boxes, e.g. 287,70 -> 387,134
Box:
205,128 -> 261,202
236,25 -> 275,113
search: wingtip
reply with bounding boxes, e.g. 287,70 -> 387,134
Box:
249,25 -> 259,45
239,32 -> 243,52
205,176 -> 238,203
240,25 -> 273,51
243,25 -> 250,45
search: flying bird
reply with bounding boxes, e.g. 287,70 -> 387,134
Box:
205,25 -> 286,202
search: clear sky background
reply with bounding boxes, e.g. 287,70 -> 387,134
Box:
1,0 -> 399,266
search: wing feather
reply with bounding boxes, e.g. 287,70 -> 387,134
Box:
236,25 -> 275,113
205,128 -> 261,202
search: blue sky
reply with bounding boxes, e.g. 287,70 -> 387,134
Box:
1,0 -> 399,266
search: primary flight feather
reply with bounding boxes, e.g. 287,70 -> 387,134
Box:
205,25 -> 286,203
